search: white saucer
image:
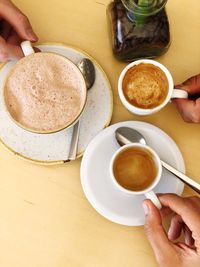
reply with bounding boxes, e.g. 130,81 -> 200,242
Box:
80,121 -> 185,226
0,43 -> 113,164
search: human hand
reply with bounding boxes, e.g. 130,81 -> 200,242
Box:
0,0 -> 38,61
173,74 -> 200,123
143,194 -> 200,267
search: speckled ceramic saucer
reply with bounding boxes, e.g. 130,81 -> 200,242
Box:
0,43 -> 113,164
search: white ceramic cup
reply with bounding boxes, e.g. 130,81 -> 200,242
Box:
118,59 -> 188,116
3,40 -> 87,134
110,143 -> 162,209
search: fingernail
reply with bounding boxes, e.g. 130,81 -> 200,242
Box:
143,203 -> 149,216
26,28 -> 38,41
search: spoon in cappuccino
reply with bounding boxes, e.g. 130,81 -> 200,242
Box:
68,58 -> 95,161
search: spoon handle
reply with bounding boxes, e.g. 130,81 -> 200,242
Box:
161,160 -> 200,194
68,120 -> 80,161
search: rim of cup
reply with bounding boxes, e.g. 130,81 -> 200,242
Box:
110,143 -> 162,195
3,49 -> 87,134
118,59 -> 174,114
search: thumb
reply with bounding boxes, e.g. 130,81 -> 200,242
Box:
0,1 -> 38,41
173,98 -> 200,123
143,200 -> 174,263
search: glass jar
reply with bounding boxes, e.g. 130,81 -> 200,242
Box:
107,0 -> 170,61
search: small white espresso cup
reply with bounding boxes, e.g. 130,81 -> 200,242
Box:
110,143 -> 162,209
118,59 -> 188,116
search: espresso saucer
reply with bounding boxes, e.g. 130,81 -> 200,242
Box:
0,43 -> 113,164
80,121 -> 185,226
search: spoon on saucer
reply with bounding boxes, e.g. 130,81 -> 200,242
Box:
68,58 -> 95,161
115,127 -> 200,194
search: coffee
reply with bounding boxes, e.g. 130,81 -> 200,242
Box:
113,147 -> 157,191
4,52 -> 86,132
122,63 -> 169,109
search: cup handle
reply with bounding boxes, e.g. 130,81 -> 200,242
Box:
145,191 -> 162,210
172,89 -> 188,99
21,41 -> 35,57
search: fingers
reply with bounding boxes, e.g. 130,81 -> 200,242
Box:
167,215 -> 194,245
0,35 -> 8,61
0,0 -> 38,62
143,199 -> 174,263
161,198 -> 195,245
173,98 -> 200,123
0,35 -> 23,61
6,43 -> 24,60
0,20 -> 12,39
183,224 -> 195,247
168,214 -> 183,241
176,74 -> 200,95
7,28 -> 21,45
160,206 -> 173,218
0,0 -> 38,41
174,75 -> 200,123
158,194 -> 200,234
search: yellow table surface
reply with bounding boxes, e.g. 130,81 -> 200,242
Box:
1,0 -> 200,266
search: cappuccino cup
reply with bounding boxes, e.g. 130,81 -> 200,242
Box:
110,143 -> 162,209
118,59 -> 188,116
3,41 -> 87,134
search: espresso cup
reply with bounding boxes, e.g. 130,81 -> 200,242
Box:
110,143 -> 162,209
118,59 -> 188,116
3,41 -> 87,134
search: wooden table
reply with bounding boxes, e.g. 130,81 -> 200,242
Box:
0,0 -> 200,266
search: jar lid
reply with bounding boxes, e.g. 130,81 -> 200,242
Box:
121,0 -> 168,16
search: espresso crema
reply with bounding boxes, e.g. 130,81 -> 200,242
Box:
113,147 -> 157,191
122,63 -> 169,109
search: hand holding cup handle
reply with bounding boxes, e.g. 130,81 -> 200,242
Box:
173,74 -> 200,123
171,89 -> 188,99
145,191 -> 162,209
143,194 -> 200,267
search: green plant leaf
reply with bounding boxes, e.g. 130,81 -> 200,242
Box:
135,0 -> 152,26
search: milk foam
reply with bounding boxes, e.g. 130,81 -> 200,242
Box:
5,52 -> 86,131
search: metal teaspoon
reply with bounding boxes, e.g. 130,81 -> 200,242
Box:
68,58 -> 95,161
